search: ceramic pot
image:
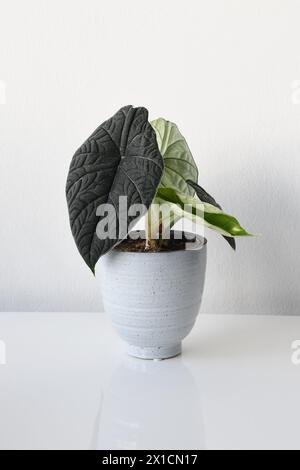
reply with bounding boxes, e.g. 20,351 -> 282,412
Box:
99,232 -> 207,360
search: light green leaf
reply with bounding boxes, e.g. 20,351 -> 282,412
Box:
151,118 -> 198,196
156,188 -> 252,238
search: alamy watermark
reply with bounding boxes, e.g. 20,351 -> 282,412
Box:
95,196 -> 205,246
0,80 -> 6,105
0,340 -> 6,365
291,340 -> 300,366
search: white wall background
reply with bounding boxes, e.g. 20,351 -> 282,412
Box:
0,0 -> 300,314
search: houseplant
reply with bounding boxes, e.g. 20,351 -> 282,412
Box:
66,105 -> 251,359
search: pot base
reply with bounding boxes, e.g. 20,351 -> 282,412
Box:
127,343 -> 182,360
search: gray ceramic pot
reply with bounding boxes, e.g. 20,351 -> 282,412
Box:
99,232 -> 207,360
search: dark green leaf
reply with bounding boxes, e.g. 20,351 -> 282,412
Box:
187,180 -> 236,250
66,105 -> 164,272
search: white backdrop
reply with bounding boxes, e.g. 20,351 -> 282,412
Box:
0,0 -> 300,314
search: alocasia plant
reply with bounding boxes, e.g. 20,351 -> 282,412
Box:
66,105 -> 251,272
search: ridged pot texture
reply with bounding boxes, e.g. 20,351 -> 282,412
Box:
99,234 -> 207,359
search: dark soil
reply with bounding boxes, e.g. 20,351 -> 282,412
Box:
114,232 -> 197,253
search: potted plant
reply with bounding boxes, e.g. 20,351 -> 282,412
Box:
66,105 -> 251,359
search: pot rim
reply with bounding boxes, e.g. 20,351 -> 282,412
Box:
112,230 -> 207,254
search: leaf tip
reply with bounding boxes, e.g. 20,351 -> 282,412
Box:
223,235 -> 236,250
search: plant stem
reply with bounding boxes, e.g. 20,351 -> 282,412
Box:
145,206 -> 161,251
145,209 -> 152,250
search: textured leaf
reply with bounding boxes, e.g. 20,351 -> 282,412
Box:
66,105 -> 164,272
150,119 -> 198,196
186,180 -> 236,249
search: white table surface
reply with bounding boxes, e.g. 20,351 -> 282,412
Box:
0,312 -> 299,450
